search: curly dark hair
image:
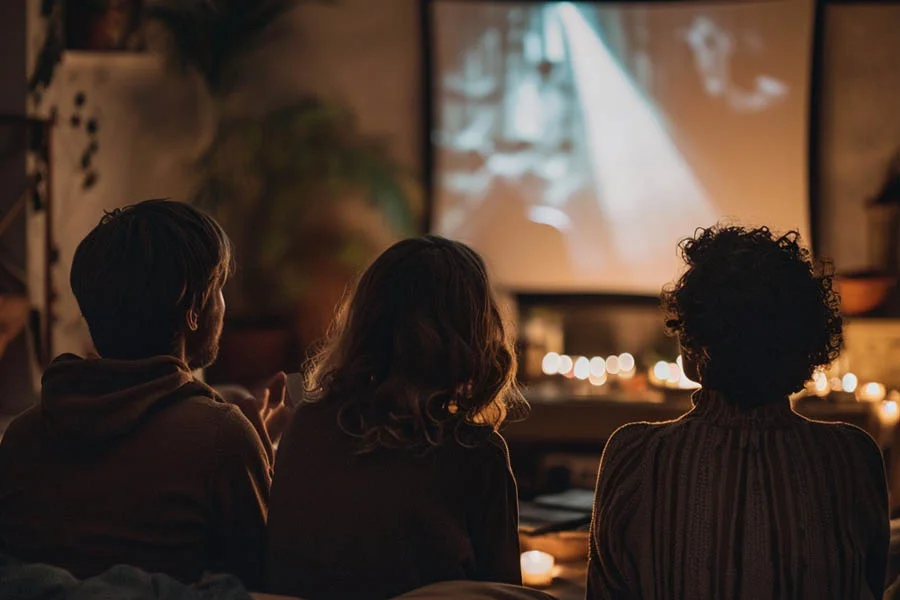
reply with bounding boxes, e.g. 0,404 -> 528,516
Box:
662,225 -> 843,406
304,235 -> 528,453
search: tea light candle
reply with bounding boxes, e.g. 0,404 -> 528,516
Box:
858,382 -> 887,403
878,400 -> 900,428
520,550 -> 555,587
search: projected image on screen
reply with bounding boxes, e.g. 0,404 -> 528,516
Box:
431,1 -> 813,293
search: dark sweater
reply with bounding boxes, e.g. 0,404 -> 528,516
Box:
0,354 -> 271,587
587,389 -> 890,600
265,400 -> 522,600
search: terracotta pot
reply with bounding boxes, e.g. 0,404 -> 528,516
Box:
208,321 -> 292,387
836,272 -> 897,316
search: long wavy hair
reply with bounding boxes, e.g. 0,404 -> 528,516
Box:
304,235 -> 528,453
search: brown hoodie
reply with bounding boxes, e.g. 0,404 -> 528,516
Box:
0,354 -> 271,588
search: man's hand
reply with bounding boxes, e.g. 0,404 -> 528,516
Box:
258,371 -> 293,445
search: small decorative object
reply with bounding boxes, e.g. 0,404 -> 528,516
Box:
65,0 -> 143,51
68,92 -> 100,189
520,550 -> 555,587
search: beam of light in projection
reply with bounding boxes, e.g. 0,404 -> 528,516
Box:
556,3 -> 717,263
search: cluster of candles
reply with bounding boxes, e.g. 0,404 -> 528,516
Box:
648,356 -> 701,390
541,351 -> 636,385
541,351 -> 700,390
806,369 -> 900,426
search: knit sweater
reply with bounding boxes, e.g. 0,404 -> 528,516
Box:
586,389 -> 890,600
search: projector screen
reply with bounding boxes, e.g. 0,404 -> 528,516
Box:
429,1 -> 815,294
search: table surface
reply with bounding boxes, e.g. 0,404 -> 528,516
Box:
541,561 -> 588,600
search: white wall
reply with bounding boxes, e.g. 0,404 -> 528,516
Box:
27,1 -> 216,356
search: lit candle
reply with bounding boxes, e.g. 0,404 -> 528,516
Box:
573,357 -> 591,381
842,373 -> 858,394
650,360 -> 669,386
520,550 -> 555,587
878,400 -> 900,428
810,370 -> 829,397
857,382 -> 886,403
541,352 -> 561,376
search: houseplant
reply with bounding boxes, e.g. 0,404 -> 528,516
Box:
145,0 -> 420,383
194,100 -> 418,382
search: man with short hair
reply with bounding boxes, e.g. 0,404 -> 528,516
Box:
0,200 -> 273,588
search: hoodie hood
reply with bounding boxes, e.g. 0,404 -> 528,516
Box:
41,353 -> 216,441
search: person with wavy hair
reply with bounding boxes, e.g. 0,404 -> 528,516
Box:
265,235 -> 528,600
587,225 -> 889,599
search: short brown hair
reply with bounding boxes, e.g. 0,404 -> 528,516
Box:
71,199 -> 233,359
304,235 -> 527,453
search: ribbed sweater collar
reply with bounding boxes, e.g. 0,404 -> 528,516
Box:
690,388 -> 800,428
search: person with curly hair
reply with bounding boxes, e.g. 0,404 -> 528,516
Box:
586,225 -> 890,599
265,235 -> 529,600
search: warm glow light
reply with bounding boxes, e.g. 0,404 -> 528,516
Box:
678,371 -> 701,390
606,355 -> 621,375
858,382 -> 887,403
830,377 -> 843,392
558,355 -> 574,375
652,361 -> 669,382
573,356 -> 590,380
842,373 -> 858,394
676,355 -> 700,388
589,372 -> 608,386
812,371 -> 829,397
589,356 -> 606,377
878,400 -> 900,428
667,362 -> 681,384
520,550 -> 555,587
619,367 -> 636,380
618,353 -> 635,372
541,352 -> 561,376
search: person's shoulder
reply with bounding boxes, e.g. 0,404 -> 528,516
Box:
803,419 -> 886,480
466,428 -> 511,460
448,428 -> 513,474
802,418 -> 881,457
0,407 -> 42,448
604,420 -> 666,454
169,389 -> 262,452
828,421 -> 884,464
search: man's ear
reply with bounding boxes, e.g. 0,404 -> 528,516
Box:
186,308 -> 200,332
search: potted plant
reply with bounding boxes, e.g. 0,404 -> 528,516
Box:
195,101 -> 418,383
145,0 -> 420,384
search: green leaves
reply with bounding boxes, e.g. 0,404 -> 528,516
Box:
194,99 -> 419,319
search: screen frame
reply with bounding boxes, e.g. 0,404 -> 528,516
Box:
420,0 -> 823,299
